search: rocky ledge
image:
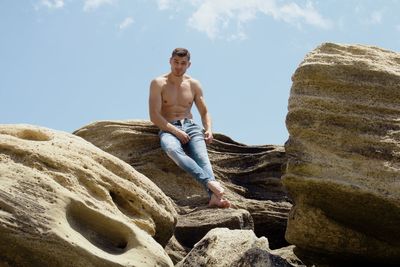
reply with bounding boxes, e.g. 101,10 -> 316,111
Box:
73,120 -> 293,261
1,122 -> 294,266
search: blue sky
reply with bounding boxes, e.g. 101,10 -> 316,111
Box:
1,0 -> 400,145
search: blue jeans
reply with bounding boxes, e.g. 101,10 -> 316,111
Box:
159,118 -> 215,197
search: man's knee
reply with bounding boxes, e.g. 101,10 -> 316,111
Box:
161,143 -> 184,157
163,146 -> 178,155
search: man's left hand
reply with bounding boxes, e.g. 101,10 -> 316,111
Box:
204,130 -> 213,144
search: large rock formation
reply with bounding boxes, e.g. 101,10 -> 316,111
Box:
0,124 -> 176,267
284,43 -> 400,264
74,120 -> 291,249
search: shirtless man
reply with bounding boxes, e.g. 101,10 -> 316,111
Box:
148,48 -> 230,208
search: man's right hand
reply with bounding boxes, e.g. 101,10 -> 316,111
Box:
174,129 -> 191,144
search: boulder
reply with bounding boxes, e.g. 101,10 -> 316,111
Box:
284,43 -> 400,264
74,120 -> 291,249
176,228 -> 303,267
0,124 -> 176,267
175,208 -> 253,248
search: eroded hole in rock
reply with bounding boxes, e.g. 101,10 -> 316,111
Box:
16,129 -> 52,141
66,200 -> 131,254
110,190 -> 157,239
110,190 -> 142,218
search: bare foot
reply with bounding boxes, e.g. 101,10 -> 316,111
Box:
208,194 -> 231,209
207,180 -> 224,198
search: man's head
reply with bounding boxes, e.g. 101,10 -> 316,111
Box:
170,48 -> 191,77
171,48 -> 190,61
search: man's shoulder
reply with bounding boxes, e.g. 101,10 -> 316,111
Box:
187,77 -> 202,91
153,74 -> 169,82
186,75 -> 201,86
151,75 -> 168,87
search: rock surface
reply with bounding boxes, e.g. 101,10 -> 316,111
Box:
176,228 -> 303,267
284,43 -> 400,263
0,124 -> 176,267
74,120 -> 291,249
175,208 -> 253,248
164,235 -> 190,265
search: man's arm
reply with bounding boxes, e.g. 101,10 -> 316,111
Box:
193,80 -> 213,144
148,79 -> 190,144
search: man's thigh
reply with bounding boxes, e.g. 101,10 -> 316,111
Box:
159,131 -> 182,152
187,133 -> 209,163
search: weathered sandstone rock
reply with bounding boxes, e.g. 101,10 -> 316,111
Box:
0,124 -> 176,267
176,228 -> 303,267
284,43 -> 400,263
164,235 -> 190,265
74,120 -> 291,249
175,208 -> 253,248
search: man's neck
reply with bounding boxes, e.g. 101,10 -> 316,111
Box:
168,73 -> 184,85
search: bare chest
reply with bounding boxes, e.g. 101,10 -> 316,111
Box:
161,83 -> 194,107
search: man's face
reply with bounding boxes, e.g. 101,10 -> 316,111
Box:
170,56 -> 191,77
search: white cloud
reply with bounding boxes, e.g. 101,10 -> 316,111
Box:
157,0 -> 172,10
83,0 -> 115,12
227,30 -> 247,41
278,2 -> 330,28
187,0 -> 331,40
157,0 -> 201,10
119,17 -> 134,30
39,0 -> 64,9
156,0 -> 198,13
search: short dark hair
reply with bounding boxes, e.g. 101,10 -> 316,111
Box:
171,48 -> 190,61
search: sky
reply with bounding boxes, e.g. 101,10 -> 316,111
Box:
1,0 -> 400,145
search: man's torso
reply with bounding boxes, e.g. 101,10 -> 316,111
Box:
159,74 -> 196,122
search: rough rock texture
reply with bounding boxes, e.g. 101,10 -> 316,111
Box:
0,124 -> 176,267
164,236 -> 190,265
175,208 -> 253,248
284,43 -> 400,264
74,120 -> 291,249
176,228 -> 303,267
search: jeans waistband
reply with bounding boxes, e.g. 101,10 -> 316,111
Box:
170,118 -> 193,125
